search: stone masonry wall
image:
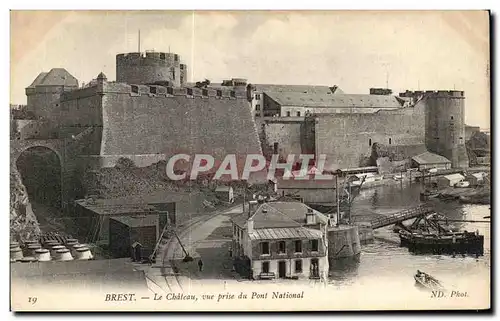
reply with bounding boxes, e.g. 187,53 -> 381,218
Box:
315,106 -> 425,170
100,83 -> 262,164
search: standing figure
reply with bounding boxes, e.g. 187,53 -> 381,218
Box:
198,259 -> 203,272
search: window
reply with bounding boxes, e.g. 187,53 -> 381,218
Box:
451,116 -> 454,120
294,240 -> 302,253
297,111 -> 301,117
286,111 -> 291,117
160,53 -> 166,60
187,88 -> 193,96
369,139 -> 372,146
310,258 -> 319,277
202,89 -> 208,97
174,54 -> 179,62
255,94 -> 261,100
149,86 -> 157,94
295,260 -> 303,273
217,90 -> 222,97
311,239 -> 319,252
261,242 -> 270,255
278,241 -> 286,254
273,143 -> 279,154
255,113 -> 261,117
131,85 -> 139,94
262,261 -> 270,273
255,104 -> 261,111
230,91 -> 236,98
389,138 -> 392,145
234,225 -> 237,236
167,87 -> 174,95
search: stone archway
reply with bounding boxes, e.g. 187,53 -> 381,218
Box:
16,146 -> 62,209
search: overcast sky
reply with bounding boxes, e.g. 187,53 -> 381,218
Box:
10,10 -> 490,128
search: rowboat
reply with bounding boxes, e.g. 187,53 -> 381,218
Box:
414,270 -> 444,291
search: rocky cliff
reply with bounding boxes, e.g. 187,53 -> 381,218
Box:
10,167 -> 41,242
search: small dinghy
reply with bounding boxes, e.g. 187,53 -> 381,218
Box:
414,270 -> 444,291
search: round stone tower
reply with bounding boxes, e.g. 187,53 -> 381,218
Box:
116,51 -> 184,87
425,90 -> 469,168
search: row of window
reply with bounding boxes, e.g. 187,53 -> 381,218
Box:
131,86 -> 236,98
260,239 -> 319,255
261,258 -> 319,274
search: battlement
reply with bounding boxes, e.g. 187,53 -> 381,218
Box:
399,90 -> 465,98
104,82 -> 247,99
116,52 -> 181,67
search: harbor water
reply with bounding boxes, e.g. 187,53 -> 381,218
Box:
328,181 -> 491,293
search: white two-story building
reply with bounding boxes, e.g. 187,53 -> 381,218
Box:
231,200 -> 330,280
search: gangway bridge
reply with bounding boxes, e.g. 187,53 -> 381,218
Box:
369,205 -> 436,230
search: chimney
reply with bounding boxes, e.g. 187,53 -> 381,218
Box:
306,208 -> 316,225
248,200 -> 258,218
247,219 -> 254,234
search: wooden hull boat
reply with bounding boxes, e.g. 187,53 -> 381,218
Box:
400,230 -> 484,255
414,270 -> 444,291
419,190 -> 439,201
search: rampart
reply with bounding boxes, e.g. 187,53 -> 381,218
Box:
99,82 -> 262,165
314,107 -> 426,170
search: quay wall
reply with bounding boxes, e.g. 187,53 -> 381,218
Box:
327,225 -> 362,261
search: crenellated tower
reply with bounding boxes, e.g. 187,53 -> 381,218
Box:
400,90 -> 469,168
116,51 -> 187,87
424,90 -> 468,168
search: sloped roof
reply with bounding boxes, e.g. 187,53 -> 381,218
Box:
231,212 -> 249,228
28,72 -> 48,87
253,84 -> 343,95
248,202 -> 328,229
265,91 -> 404,109
412,151 -> 451,165
249,226 -> 323,240
111,214 -> 158,227
468,172 -> 486,179
28,68 -> 78,88
276,178 -> 337,190
442,173 -> 465,181
231,201 -> 328,229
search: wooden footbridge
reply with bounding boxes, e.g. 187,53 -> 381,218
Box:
369,205 -> 436,230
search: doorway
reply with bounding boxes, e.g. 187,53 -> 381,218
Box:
278,261 -> 286,278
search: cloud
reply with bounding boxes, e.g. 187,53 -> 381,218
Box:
10,11 -> 490,128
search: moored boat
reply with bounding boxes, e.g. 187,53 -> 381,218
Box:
420,190 -> 440,201
400,230 -> 484,255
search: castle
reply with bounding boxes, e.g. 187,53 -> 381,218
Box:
11,49 -> 470,208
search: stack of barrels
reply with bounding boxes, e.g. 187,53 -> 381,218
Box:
10,237 -> 94,263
